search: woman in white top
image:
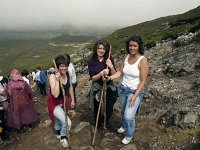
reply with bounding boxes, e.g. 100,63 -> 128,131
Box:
21,69 -> 30,85
106,35 -> 149,145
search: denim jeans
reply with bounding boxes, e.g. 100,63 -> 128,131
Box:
36,81 -> 46,96
118,84 -> 144,140
53,104 -> 71,137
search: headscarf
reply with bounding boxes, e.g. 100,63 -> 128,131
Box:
10,69 -> 24,81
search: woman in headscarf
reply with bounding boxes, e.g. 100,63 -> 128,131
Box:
7,69 -> 38,130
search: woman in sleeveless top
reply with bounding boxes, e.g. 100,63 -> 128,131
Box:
105,35 -> 149,144
47,55 -> 75,148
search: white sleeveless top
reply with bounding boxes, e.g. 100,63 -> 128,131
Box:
122,55 -> 145,89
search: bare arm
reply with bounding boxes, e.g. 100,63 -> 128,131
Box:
106,58 -> 116,75
108,56 -> 126,80
0,83 -> 7,96
130,58 -> 149,107
68,78 -> 75,108
49,74 -> 60,98
31,82 -> 37,89
91,69 -> 109,82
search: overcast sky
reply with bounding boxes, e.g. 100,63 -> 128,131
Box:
0,0 -> 199,30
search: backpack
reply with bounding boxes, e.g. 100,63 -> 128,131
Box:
39,71 -> 48,84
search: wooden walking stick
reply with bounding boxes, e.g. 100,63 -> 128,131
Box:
53,59 -> 70,148
103,45 -> 111,129
91,85 -> 105,146
91,45 -> 112,146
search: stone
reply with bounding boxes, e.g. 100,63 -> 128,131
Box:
73,122 -> 90,133
120,144 -> 137,150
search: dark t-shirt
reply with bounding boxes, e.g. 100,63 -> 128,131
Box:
87,56 -> 115,85
49,73 -> 70,99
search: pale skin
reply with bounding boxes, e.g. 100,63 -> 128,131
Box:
0,83 -> 7,96
49,64 -> 75,108
91,44 -> 116,82
105,40 -> 149,107
0,81 -> 7,111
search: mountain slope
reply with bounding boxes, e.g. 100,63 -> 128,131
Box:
106,6 -> 200,52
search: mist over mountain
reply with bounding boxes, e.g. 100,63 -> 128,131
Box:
1,0 -> 199,36
0,24 -> 120,36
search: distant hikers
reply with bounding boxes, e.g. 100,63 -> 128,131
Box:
21,69 -> 30,85
0,69 -> 9,140
35,66 -> 48,96
7,69 -> 38,130
47,55 -> 75,148
31,70 -> 36,82
87,39 -> 118,129
105,35 -> 149,144
48,67 -> 56,75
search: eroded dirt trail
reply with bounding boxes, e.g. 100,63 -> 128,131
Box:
1,74 -> 200,150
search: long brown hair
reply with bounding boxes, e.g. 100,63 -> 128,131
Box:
91,39 -> 111,61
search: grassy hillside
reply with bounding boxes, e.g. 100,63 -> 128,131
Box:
50,34 -> 95,44
0,31 -> 96,75
0,30 -> 61,41
106,6 -> 200,54
0,39 -> 78,76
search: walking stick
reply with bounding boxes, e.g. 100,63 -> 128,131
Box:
91,45 -> 112,146
103,45 -> 111,129
53,59 -> 70,147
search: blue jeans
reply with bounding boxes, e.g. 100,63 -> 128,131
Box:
53,105 -> 71,137
118,84 -> 144,140
36,81 -> 46,96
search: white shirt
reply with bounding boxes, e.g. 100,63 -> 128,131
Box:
0,82 -> 7,102
35,71 -> 41,82
32,71 -> 36,81
122,55 -> 144,89
68,63 -> 77,84
22,76 -> 30,85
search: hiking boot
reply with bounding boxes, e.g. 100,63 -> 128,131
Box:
117,127 -> 125,134
60,138 -> 68,148
122,138 -> 131,145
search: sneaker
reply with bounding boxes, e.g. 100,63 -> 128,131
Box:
122,138 -> 131,145
117,127 -> 125,134
56,135 -> 61,139
60,138 -> 69,148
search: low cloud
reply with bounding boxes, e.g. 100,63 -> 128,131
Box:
0,0 -> 199,30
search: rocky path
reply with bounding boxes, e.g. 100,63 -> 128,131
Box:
1,74 -> 138,150
1,73 -> 200,149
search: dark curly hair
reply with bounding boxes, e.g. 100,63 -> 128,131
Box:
54,55 -> 70,69
125,35 -> 144,55
64,53 -> 71,62
91,39 -> 111,61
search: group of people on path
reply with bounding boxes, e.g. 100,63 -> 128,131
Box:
0,54 -> 78,148
0,34 -> 149,148
87,35 -> 149,145
48,34 -> 149,148
0,68 -> 38,142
